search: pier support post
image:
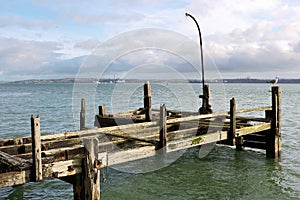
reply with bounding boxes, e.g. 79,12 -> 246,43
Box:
157,104 -> 167,150
227,98 -> 236,146
70,138 -> 100,200
31,115 -> 42,182
236,136 -> 244,151
266,86 -> 282,159
199,84 -> 212,114
98,105 -> 106,117
80,99 -> 86,130
82,138 -> 100,200
144,81 -> 152,122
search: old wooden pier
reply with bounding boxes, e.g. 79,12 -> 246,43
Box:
0,83 -> 281,199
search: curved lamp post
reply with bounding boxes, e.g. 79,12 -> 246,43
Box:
185,13 -> 212,114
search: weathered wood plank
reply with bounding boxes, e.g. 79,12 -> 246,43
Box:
234,116 -> 271,122
106,146 -> 156,166
43,159 -> 82,179
236,123 -> 271,137
235,106 -> 272,114
167,131 -> 228,152
0,137 -> 32,147
0,170 -> 31,188
0,151 -> 31,172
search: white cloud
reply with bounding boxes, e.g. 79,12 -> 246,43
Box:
74,39 -> 101,50
1,0 -> 300,80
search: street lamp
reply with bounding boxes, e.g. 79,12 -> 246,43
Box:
185,12 -> 212,114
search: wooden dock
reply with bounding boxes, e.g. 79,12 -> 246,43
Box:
0,83 -> 281,200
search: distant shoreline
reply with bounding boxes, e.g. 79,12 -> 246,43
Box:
3,78 -> 300,84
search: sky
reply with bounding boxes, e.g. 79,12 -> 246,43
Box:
1,0 -> 300,81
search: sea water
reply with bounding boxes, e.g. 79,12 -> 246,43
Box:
0,83 -> 299,199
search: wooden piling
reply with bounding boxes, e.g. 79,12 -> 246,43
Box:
227,98 -> 236,146
157,104 -> 167,150
82,138 -> 100,200
80,99 -> 86,130
266,86 -> 282,159
236,136 -> 244,151
98,105 -> 106,117
30,115 -> 42,182
144,81 -> 152,122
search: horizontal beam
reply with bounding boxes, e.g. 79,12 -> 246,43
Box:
236,123 -> 271,136
106,146 -> 156,166
43,159 -> 82,179
167,131 -> 228,152
235,106 -> 271,114
0,170 -> 31,188
0,151 -> 31,172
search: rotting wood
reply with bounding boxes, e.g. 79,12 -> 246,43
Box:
0,151 -> 31,172
157,104 -> 167,150
80,98 -> 86,131
0,107 -> 269,147
227,98 -> 236,146
82,138 -> 100,200
229,116 -> 271,122
235,106 -> 272,114
99,105 -> 106,117
106,146 -> 156,166
235,136 -> 244,151
103,132 -> 158,146
31,115 -> 42,182
0,83 -> 282,198
43,159 -> 82,179
167,131 -> 228,152
266,86 -> 282,159
144,81 -> 152,122
236,123 -> 271,136
0,170 -> 31,188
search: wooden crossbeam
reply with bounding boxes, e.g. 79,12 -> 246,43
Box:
0,151 -> 31,172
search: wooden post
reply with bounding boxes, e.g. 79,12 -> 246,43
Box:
81,138 -> 100,200
236,136 -> 244,151
227,98 -> 236,146
98,105 -> 106,117
31,115 -> 42,182
199,84 -> 212,114
80,99 -> 86,130
266,86 -> 282,159
157,104 -> 167,150
144,81 -> 152,122
71,174 -> 83,200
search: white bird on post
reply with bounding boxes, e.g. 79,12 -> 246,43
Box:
267,77 -> 279,85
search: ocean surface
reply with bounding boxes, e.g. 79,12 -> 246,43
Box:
0,82 -> 299,199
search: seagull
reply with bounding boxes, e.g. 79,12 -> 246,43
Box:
267,77 -> 279,85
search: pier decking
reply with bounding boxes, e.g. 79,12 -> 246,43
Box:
0,83 -> 281,200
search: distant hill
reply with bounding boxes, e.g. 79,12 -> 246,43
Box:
6,78 -> 300,84
221,78 -> 300,84
193,78 -> 300,84
9,78 -> 97,84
